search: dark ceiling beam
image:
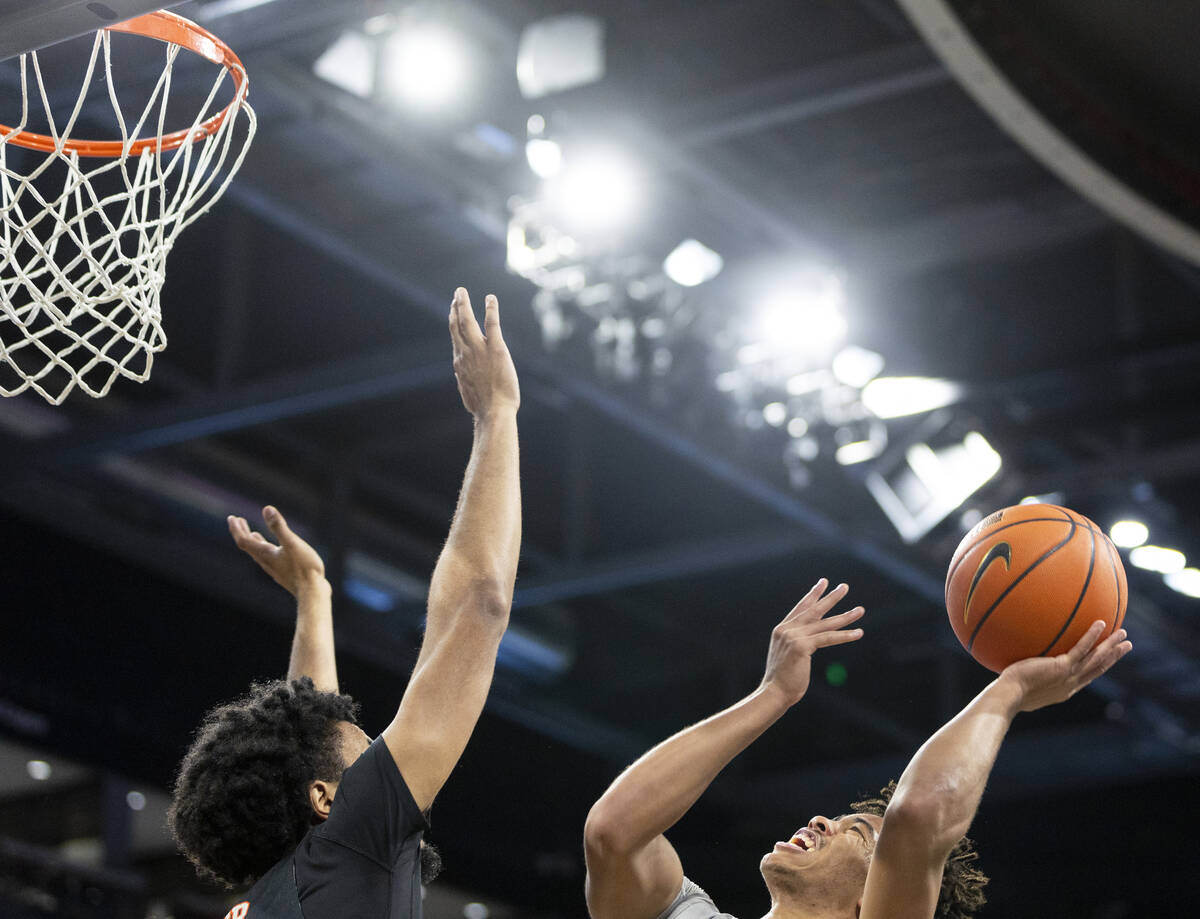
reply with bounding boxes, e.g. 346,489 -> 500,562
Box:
1021,437 -> 1200,495
848,184 -> 1109,277
542,367 -> 945,602
0,340 -> 448,474
510,526 -> 812,609
667,43 -> 948,149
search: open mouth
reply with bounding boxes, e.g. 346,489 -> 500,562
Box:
787,829 -> 819,852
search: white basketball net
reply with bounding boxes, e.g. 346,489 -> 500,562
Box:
0,27 -> 256,404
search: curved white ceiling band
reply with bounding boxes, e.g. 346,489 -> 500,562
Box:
896,0 -> 1200,266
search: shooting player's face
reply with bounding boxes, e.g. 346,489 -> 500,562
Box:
760,813 -> 882,909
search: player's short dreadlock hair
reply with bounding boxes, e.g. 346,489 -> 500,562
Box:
168,677 -> 360,888
852,780 -> 988,919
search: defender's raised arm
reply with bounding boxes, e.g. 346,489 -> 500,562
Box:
229,506 -> 337,692
382,287 -> 521,812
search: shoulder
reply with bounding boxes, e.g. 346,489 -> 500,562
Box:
655,878 -> 739,919
334,736 -> 426,823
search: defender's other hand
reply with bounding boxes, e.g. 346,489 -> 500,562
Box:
1000,621 -> 1131,713
760,579 -> 865,706
228,506 -> 327,598
449,287 -> 519,419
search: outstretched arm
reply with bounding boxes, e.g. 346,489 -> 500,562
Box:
584,581 -> 864,919
860,621 -> 1131,919
383,287 -> 521,812
229,507 -> 337,692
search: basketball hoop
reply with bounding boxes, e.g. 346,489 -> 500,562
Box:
0,10 -> 256,404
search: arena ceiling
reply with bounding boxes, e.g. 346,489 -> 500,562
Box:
1,1 -> 1199,917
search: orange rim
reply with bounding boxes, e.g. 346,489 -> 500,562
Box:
0,10 -> 248,158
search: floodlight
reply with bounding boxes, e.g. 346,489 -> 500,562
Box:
517,14 -> 605,98
867,430 -> 1002,543
1165,567 -> 1200,598
1019,492 -> 1065,506
27,760 -> 51,781
831,345 -> 885,388
383,24 -> 470,109
526,138 -> 562,178
1109,519 -> 1149,548
835,420 -> 887,465
1129,545 -> 1186,574
663,239 -> 724,287
550,152 -> 638,231
861,376 -> 960,418
762,402 -> 788,427
754,274 -> 847,356
314,30 -> 374,98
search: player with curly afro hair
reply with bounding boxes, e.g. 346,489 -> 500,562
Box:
168,677 -> 361,887
168,288 -> 521,919
583,582 -> 1131,919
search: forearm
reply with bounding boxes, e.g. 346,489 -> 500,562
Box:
427,409 -> 521,630
286,574 -> 337,692
588,684 -> 792,852
890,676 -> 1023,849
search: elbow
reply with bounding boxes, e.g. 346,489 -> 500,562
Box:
433,576 -> 510,628
883,789 -> 966,854
472,578 -> 512,623
584,804 -> 633,861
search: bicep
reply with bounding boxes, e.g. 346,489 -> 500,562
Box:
584,833 -> 684,919
382,603 -> 506,811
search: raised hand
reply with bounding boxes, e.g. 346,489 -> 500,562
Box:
449,287 -> 519,419
228,506 -> 327,598
760,579 -> 865,706
1000,620 -> 1132,712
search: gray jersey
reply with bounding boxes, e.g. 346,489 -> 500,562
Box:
655,879 -> 739,919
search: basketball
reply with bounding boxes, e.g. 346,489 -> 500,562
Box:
945,504 -> 1127,672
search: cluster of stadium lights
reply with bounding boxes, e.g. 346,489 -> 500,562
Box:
1108,520 -> 1200,599
311,5 -> 1004,540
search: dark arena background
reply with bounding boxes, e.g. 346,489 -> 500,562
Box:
2,1 -> 1199,917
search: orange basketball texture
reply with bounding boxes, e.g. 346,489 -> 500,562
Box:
945,504 -> 1127,673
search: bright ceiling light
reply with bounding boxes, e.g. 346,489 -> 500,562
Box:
836,439 -> 881,465
1164,567 -> 1200,598
27,760 -> 51,781
383,24 -> 470,110
550,152 -> 638,231
754,274 -> 847,356
314,30 -> 374,98
517,14 -> 605,98
762,402 -> 788,427
831,345 -> 885,388
861,376 -> 960,419
1020,492 -> 1065,506
663,239 -> 724,287
525,138 -> 562,178
1109,519 -> 1149,548
1129,545 -> 1186,574
834,420 -> 887,465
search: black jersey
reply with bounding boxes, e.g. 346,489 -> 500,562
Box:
223,736 -> 429,919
